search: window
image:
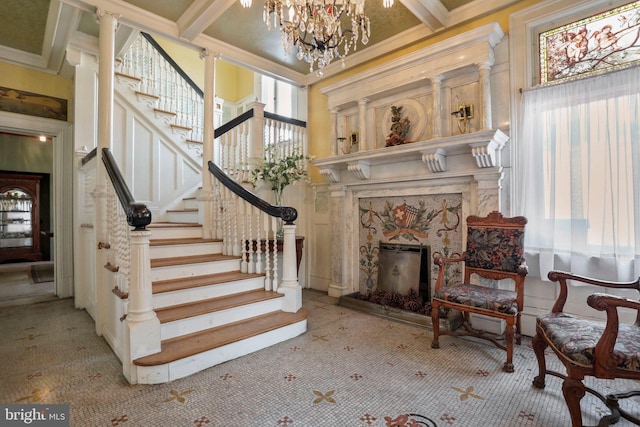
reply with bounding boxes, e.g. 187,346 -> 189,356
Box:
517,60 -> 640,281
539,0 -> 640,84
261,76 -> 295,118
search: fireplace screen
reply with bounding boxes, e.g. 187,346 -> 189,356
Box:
377,243 -> 431,300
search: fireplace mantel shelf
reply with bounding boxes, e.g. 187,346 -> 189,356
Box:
313,128 -> 509,183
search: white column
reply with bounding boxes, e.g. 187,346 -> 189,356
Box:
278,224 -> 302,312
199,49 -> 217,239
249,101 -> 266,164
478,62 -> 492,130
357,98 -> 368,151
95,9 -> 118,336
431,75 -> 443,138
328,187 -> 349,297
67,48 -> 98,310
329,107 -> 338,157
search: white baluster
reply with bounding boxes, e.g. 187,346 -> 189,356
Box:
270,215 -> 279,291
263,212 -> 271,291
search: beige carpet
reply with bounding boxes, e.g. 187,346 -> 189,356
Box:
0,290 -> 638,426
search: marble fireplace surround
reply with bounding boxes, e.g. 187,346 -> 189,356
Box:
313,23 -> 511,298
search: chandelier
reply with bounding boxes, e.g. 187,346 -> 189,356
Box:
241,0 -> 393,75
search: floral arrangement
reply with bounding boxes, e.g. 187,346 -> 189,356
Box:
250,144 -> 312,205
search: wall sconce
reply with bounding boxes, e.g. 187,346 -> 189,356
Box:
339,132 -> 359,154
451,97 -> 473,134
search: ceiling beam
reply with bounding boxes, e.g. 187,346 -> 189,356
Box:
177,0 -> 239,41
399,0 -> 449,31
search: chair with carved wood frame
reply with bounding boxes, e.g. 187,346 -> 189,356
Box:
430,211 -> 528,373
532,271 -> 640,427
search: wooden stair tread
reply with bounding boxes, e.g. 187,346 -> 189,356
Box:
150,237 -> 221,246
134,309 -> 309,366
153,271 -> 263,294
151,253 -> 239,268
148,222 -> 202,228
155,290 -> 282,323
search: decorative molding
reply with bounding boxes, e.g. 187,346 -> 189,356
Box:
469,131 -> 508,168
347,161 -> 371,180
421,148 -> 447,172
319,167 -> 341,183
153,108 -> 177,126
314,129 -> 509,174
115,72 -> 141,91
134,91 -> 159,109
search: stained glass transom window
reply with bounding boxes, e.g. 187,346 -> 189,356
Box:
539,1 -> 640,84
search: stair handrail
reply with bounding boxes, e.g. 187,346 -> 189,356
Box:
207,161 -> 298,224
101,148 -> 152,230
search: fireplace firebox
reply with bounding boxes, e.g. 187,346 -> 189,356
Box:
377,243 -> 431,301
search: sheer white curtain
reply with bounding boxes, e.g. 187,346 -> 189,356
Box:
516,65 -> 640,281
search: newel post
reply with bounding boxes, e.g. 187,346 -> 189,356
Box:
279,224 -> 301,312
123,229 -> 160,383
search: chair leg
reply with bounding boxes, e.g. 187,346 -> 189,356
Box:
562,378 -> 586,427
431,300 -> 440,349
503,318 -> 515,373
531,332 -> 548,389
515,313 -> 522,345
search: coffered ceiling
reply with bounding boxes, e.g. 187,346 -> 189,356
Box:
0,0 -> 521,85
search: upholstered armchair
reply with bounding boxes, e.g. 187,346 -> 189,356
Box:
532,271 -> 640,426
430,211 -> 528,373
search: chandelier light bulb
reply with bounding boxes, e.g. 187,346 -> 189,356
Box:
241,0 -> 252,7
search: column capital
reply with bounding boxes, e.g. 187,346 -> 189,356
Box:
358,98 -> 369,106
200,48 -> 221,60
430,74 -> 444,84
96,9 -> 120,23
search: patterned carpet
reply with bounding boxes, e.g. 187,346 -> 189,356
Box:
1,289 -> 638,426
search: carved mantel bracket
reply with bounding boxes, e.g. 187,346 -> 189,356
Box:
347,160 -> 370,180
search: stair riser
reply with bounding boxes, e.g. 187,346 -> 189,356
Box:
150,227 -> 202,239
160,298 -> 284,340
153,277 -> 265,308
167,211 -> 199,223
150,242 -> 222,259
183,199 -> 198,210
134,319 -> 307,384
151,259 -> 240,282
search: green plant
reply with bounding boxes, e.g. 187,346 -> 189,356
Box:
250,145 -> 312,205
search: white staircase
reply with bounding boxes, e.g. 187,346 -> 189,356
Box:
130,192 -> 307,384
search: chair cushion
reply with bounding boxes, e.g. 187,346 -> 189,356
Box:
537,312 -> 640,371
433,284 -> 519,315
465,226 -> 525,273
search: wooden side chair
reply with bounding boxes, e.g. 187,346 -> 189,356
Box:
532,271 -> 640,427
430,211 -> 528,373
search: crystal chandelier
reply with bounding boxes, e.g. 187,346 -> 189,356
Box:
242,0 -> 393,75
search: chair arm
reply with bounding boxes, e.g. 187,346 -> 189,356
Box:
587,293 -> 640,376
547,271 -> 640,314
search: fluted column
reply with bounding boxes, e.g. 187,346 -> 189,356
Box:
478,62 -> 492,130
95,9 -> 118,336
329,107 -> 338,157
431,75 -> 443,138
357,98 -> 368,151
199,49 -> 217,239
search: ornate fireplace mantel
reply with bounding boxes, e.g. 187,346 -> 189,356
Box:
314,128 -> 509,183
314,23 -> 511,298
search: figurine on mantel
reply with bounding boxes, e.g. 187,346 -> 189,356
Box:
385,105 -> 412,147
